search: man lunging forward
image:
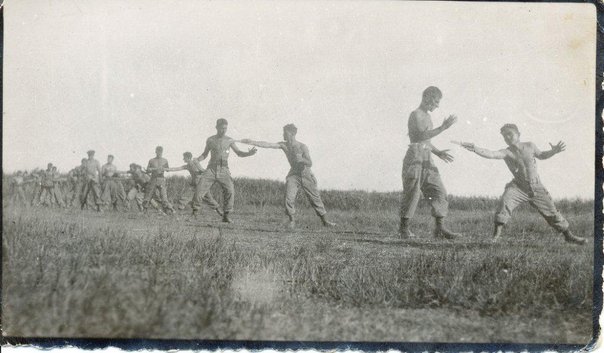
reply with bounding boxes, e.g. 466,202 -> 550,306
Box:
194,119 -> 257,223
400,86 -> 461,239
143,146 -> 176,215
241,124 -> 336,229
460,123 -> 586,244
166,152 -> 222,217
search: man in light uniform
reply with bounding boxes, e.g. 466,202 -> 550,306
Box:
81,150 -> 103,212
400,86 -> 461,239
50,166 -> 67,207
143,146 -> 176,214
67,159 -> 87,208
240,124 -> 336,229
125,163 -> 160,211
35,163 -> 56,207
460,123 -> 586,244
166,152 -> 222,217
194,119 -> 257,223
9,171 -> 29,206
101,155 -> 129,211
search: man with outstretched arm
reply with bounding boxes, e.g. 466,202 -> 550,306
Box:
459,123 -> 586,244
194,119 -> 257,223
166,152 -> 222,217
143,146 -> 176,215
240,124 -> 336,229
400,86 -> 461,239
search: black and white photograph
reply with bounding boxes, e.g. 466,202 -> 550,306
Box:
2,0 -> 601,350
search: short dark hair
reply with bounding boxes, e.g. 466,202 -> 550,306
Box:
156,146 -> 163,152
500,123 -> 520,135
81,158 -> 87,163
87,150 -> 95,155
108,154 -> 114,159
422,86 -> 442,101
183,152 -> 193,159
216,118 -> 228,127
283,123 -> 298,135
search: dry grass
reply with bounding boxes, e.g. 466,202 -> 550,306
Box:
1,176 -> 596,344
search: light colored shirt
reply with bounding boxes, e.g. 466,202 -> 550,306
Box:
102,163 -> 118,178
147,157 -> 169,178
84,159 -> 101,181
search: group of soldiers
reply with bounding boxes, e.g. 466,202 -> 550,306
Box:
6,86 -> 589,243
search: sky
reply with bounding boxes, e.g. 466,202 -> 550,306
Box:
3,0 -> 597,199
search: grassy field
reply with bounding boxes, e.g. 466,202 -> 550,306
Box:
1,177 -> 596,344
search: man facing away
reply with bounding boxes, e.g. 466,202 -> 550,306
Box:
81,150 -> 104,212
194,119 -> 257,223
143,146 -> 176,214
166,152 -> 222,217
460,123 -> 586,244
240,124 -> 336,229
101,154 -> 129,211
400,86 -> 461,239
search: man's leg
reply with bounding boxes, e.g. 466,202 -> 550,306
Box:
156,178 -> 175,214
422,169 -> 460,239
215,168 -> 234,222
192,171 -> 216,216
285,174 -> 301,229
80,181 -> 91,209
116,181 -> 128,210
530,185 -> 585,244
494,182 -> 530,240
142,178 -> 159,210
53,186 -> 66,207
91,181 -> 103,211
300,172 -> 335,227
399,166 -> 422,238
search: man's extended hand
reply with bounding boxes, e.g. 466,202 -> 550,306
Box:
248,147 -> 258,155
549,141 -> 566,154
441,115 -> 458,129
435,149 -> 454,163
461,143 -> 476,152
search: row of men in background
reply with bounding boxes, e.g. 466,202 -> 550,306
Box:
8,118 -> 337,228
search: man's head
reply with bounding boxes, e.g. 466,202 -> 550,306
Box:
155,146 -> 163,157
500,123 -> 520,146
107,155 -> 114,163
183,152 -> 193,163
52,166 -> 57,172
216,119 -> 228,136
81,158 -> 87,165
87,150 -> 95,158
283,124 -> 298,142
421,86 -> 442,112
47,163 -> 53,170
15,170 -> 22,176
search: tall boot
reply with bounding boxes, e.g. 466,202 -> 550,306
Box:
433,217 -> 461,239
399,217 -> 416,239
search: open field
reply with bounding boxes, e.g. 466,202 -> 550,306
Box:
1,177 -> 595,344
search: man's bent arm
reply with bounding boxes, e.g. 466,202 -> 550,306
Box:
298,145 -> 313,167
197,140 -> 211,161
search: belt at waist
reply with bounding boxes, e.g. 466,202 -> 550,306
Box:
151,174 -> 165,178
408,161 -> 438,171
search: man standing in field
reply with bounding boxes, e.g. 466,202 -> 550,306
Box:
459,123 -> 586,244
81,150 -> 104,212
101,155 -> 129,211
400,86 -> 461,239
143,146 -> 176,214
240,124 -> 336,229
67,159 -> 86,208
35,163 -> 56,207
195,119 -> 257,223
9,171 -> 29,206
166,152 -> 222,217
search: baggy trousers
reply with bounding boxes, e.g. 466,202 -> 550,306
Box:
181,175 -> 220,212
81,179 -> 103,207
193,166 -> 234,214
495,180 -> 569,232
128,186 -> 159,211
285,169 -> 327,217
143,177 -> 174,211
102,179 -> 128,209
400,144 -> 448,220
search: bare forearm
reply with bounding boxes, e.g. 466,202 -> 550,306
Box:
473,147 -> 501,159
418,125 -> 446,141
537,150 -> 556,160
